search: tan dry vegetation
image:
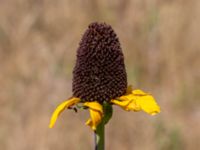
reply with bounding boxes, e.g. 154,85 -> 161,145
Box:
0,0 -> 200,150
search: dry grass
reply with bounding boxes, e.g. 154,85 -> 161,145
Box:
0,0 -> 200,150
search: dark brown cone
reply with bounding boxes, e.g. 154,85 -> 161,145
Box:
72,22 -> 127,103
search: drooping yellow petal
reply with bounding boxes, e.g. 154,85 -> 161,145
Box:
49,97 -> 80,128
84,101 -> 103,130
85,109 -> 102,130
84,101 -> 103,113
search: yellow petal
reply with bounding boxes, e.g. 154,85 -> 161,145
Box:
112,98 -> 140,111
85,119 -> 93,128
134,94 -> 160,115
85,109 -> 102,130
112,89 -> 160,115
111,99 -> 130,108
84,101 -> 103,113
84,101 -> 103,130
112,94 -> 136,110
119,94 -> 135,101
49,97 -> 80,128
132,89 -> 149,96
124,100 -> 141,111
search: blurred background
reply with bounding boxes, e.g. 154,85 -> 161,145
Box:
0,0 -> 200,150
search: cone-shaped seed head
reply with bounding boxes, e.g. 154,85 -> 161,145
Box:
72,22 -> 127,103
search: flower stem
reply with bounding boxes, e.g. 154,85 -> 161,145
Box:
94,102 -> 113,150
95,122 -> 105,150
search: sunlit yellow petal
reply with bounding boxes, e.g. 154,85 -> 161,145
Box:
125,100 -> 141,111
84,101 -> 103,130
132,89 -> 149,96
86,109 -> 102,130
115,94 -> 140,111
134,94 -> 160,115
49,97 -> 80,128
111,99 -> 130,108
112,98 -> 140,111
120,94 -> 135,101
112,89 -> 160,115
84,101 -> 103,113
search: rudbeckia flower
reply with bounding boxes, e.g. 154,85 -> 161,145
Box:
49,22 -> 160,131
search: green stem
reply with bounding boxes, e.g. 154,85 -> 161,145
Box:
94,102 -> 113,150
95,122 -> 105,150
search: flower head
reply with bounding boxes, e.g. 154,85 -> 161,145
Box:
72,22 -> 127,103
49,22 -> 160,131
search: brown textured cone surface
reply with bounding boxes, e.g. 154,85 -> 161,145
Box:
72,22 -> 127,103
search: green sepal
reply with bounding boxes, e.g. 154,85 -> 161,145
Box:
102,102 -> 113,125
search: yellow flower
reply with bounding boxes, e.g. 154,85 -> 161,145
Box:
49,86 -> 160,131
49,23 -> 161,131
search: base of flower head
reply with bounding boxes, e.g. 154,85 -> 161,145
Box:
49,97 -> 103,131
111,87 -> 160,115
